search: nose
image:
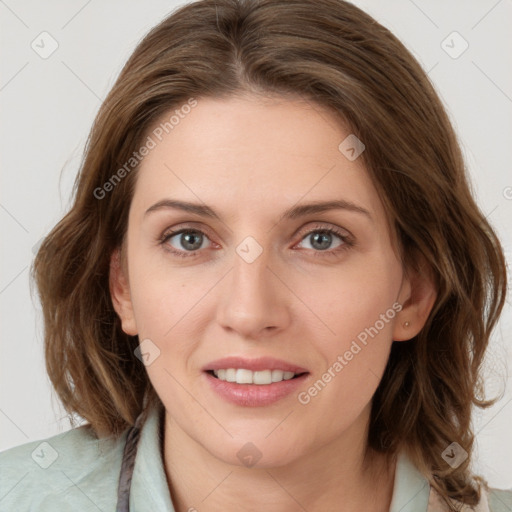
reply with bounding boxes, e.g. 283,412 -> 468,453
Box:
215,241 -> 292,340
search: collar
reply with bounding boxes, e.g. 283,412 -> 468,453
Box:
388,450 -> 430,511
127,402 -> 486,512
130,401 -> 175,510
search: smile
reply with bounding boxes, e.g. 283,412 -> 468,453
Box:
211,368 -> 301,385
203,356 -> 310,406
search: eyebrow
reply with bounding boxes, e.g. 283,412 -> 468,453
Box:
144,198 -> 372,221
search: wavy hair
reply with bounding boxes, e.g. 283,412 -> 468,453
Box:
32,0 -> 507,508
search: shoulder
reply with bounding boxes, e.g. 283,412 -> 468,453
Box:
487,487 -> 512,512
0,424 -> 127,511
428,484 -> 512,512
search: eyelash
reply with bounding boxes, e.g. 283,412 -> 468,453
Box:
158,224 -> 354,259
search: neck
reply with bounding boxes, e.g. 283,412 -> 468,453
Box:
162,408 -> 396,512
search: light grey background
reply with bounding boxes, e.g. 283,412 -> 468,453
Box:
1,0 -> 511,488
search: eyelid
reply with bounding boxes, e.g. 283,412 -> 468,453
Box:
294,222 -> 352,239
161,221 -> 351,243
158,225 -> 217,252
160,221 -> 218,242
292,223 -> 354,254
159,221 -> 355,258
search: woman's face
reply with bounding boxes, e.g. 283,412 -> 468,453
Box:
112,94 -> 417,468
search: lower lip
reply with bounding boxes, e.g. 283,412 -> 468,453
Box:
204,371 -> 309,407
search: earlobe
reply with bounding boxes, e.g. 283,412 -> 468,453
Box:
109,248 -> 138,336
393,258 -> 437,342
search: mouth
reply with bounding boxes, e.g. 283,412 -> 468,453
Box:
202,357 -> 310,407
206,368 -> 308,385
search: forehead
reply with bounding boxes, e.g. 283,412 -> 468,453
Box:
131,95 -> 388,228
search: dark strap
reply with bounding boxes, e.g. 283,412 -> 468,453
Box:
115,412 -> 145,512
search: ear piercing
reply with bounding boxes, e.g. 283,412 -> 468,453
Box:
403,321 -> 410,327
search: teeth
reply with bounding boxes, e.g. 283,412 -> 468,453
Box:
212,368 -> 297,385
225,368 -> 237,382
237,369 -> 253,384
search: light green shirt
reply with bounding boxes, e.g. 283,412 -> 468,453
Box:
1,402 -> 511,511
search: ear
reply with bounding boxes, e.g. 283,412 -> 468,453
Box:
109,248 -> 138,336
392,253 -> 437,342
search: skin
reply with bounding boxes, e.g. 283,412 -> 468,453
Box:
110,94 -> 436,512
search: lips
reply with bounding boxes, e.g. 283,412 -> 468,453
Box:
203,356 -> 309,374
202,356 -> 310,407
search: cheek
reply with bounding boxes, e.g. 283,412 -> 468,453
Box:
294,255 -> 400,403
131,279 -> 199,355
129,272 -> 201,405
127,239 -> 194,336
297,253 -> 401,344
127,254 -> 218,373
301,264 -> 400,410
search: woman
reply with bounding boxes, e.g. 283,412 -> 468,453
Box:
1,0 -> 510,510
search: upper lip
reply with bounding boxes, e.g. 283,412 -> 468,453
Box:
203,356 -> 309,374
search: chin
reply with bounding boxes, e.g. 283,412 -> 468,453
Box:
202,435 -> 305,470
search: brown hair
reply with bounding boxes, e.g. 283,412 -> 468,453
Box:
32,0 -> 507,508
